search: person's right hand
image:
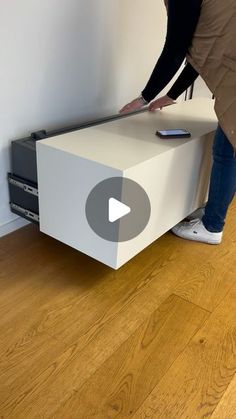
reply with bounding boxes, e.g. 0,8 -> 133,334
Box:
148,95 -> 176,112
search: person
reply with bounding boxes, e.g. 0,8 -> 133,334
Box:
120,0 -> 236,245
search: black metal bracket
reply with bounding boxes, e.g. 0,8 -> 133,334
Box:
30,130 -> 47,141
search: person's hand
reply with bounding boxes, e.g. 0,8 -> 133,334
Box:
148,95 -> 176,112
119,97 -> 146,114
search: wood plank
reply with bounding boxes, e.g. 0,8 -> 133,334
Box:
0,245 -> 8,260
0,224 -> 42,257
132,285 -> 236,419
173,201 -> 236,312
52,295 -> 209,419
0,333 -> 64,388
211,374 -> 236,419
173,245 -> 236,312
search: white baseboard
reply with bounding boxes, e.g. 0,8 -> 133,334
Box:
0,217 -> 30,238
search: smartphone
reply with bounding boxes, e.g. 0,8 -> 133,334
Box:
156,129 -> 191,139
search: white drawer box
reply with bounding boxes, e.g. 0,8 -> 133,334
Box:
36,98 -> 217,269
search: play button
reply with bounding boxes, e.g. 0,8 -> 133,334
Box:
85,177 -> 151,242
109,198 -> 131,223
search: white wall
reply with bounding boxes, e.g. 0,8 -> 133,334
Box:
0,0 -> 206,237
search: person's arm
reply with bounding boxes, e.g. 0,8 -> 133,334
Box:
147,62 -> 199,112
141,0 -> 202,103
167,62 -> 199,100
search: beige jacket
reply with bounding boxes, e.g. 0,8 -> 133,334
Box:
187,0 -> 236,148
165,0 -> 236,148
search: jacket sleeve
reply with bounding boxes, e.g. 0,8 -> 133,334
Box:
167,62 -> 199,100
142,0 -> 202,102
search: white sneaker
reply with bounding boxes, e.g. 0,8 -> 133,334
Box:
171,219 -> 223,245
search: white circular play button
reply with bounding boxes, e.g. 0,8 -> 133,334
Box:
85,177 -> 151,242
108,198 -> 131,223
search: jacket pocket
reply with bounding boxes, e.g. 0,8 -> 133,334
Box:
222,55 -> 236,72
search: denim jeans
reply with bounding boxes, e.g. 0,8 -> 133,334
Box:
202,125 -> 236,233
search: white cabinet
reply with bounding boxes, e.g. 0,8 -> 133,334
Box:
36,98 -> 217,269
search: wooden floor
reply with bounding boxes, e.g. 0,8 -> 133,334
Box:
0,200 -> 236,419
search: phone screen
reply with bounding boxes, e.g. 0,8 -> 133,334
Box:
158,129 -> 190,136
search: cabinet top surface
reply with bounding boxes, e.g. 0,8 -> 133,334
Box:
38,98 -> 217,170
